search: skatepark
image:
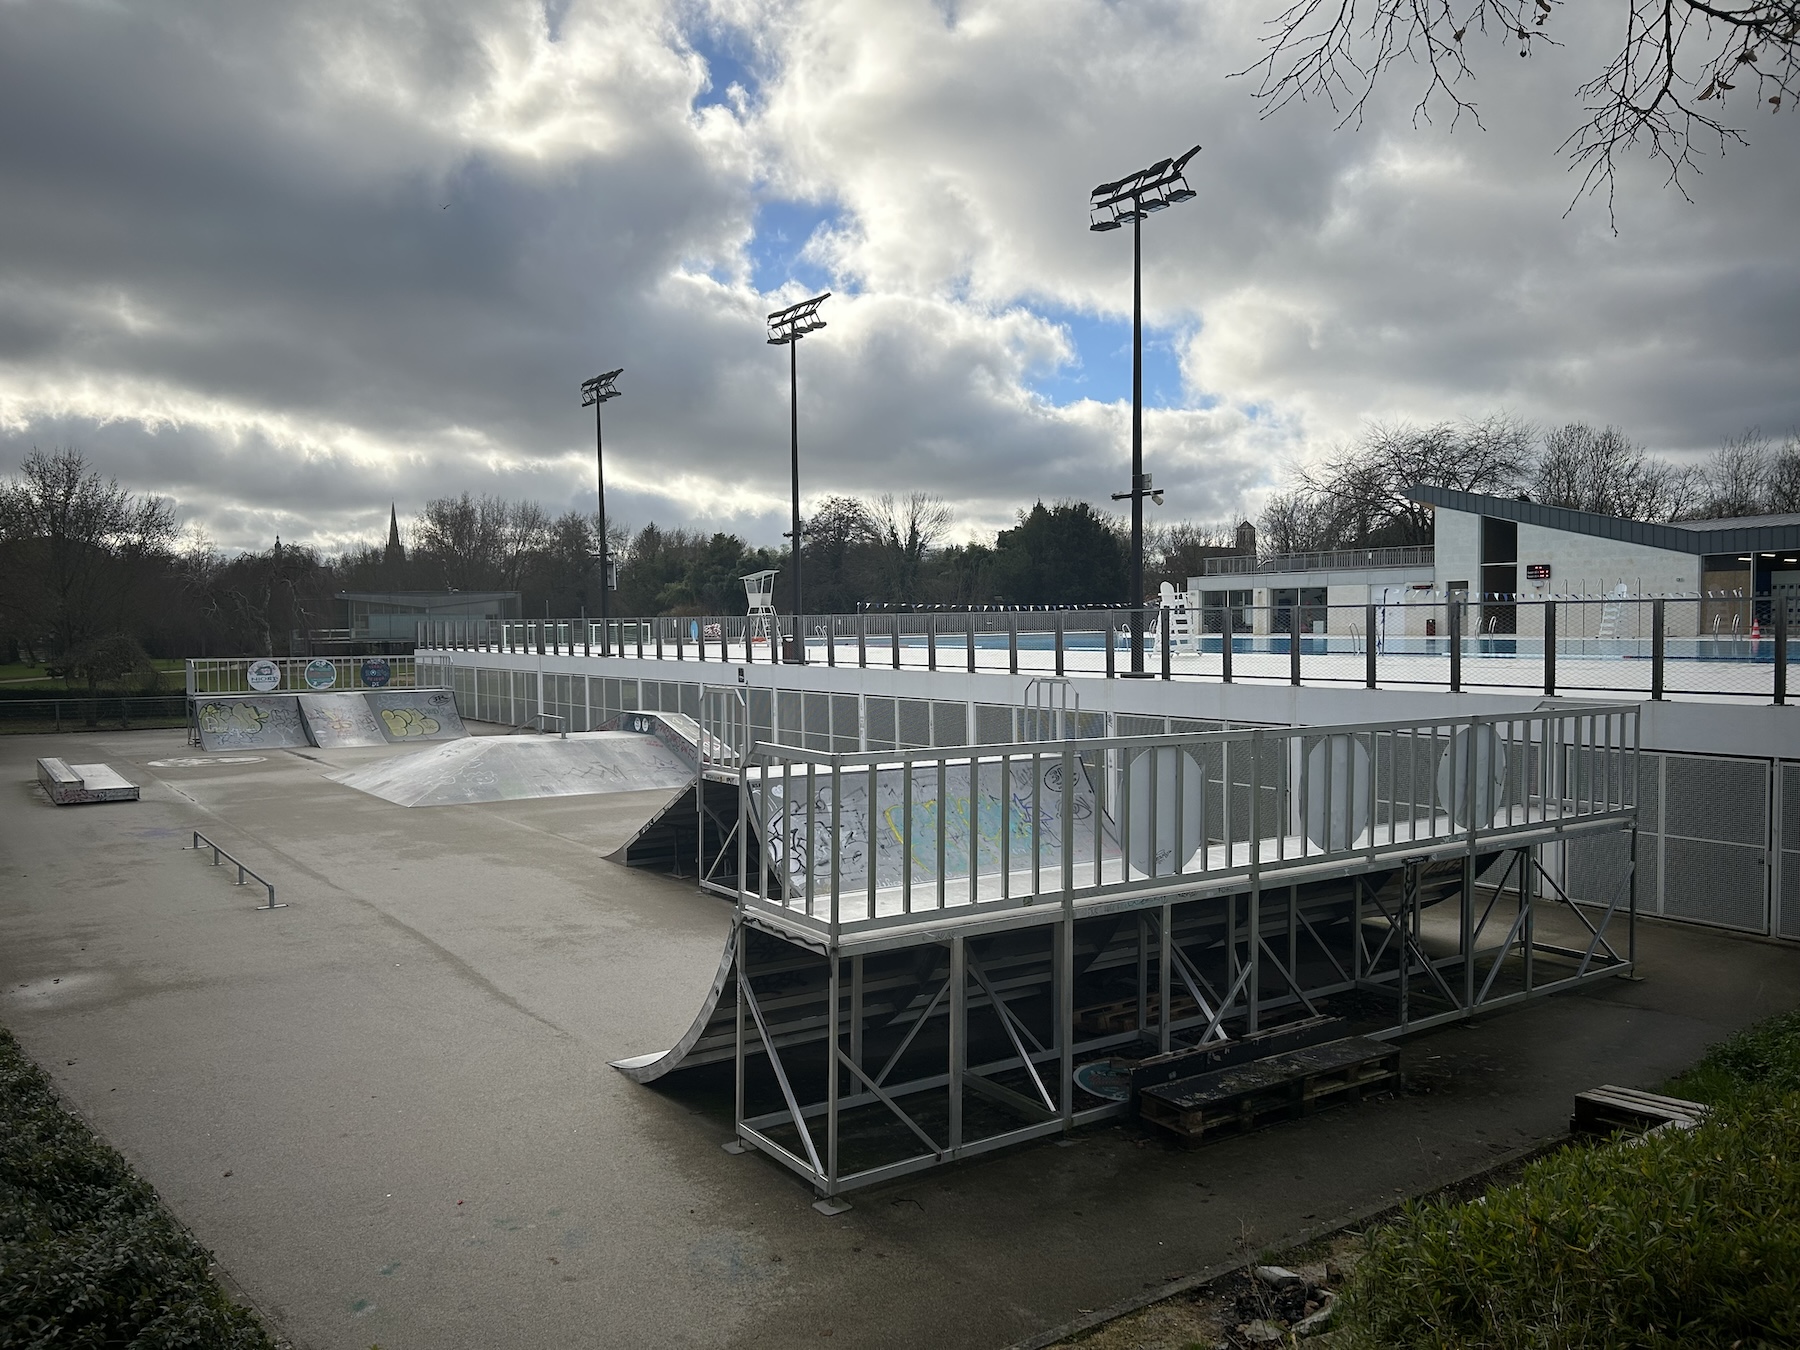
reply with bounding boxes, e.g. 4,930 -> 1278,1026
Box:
5,664 -> 1800,1347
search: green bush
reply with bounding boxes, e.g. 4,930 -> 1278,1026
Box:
1334,1093 -> 1800,1349
1667,1007 -> 1800,1106
0,1027 -> 275,1349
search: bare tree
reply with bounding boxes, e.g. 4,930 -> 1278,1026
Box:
1528,422 -> 1701,518
0,448 -> 177,664
869,493 -> 952,604
1264,414 -> 1536,550
1241,2 -> 1798,221
1686,426 -> 1800,516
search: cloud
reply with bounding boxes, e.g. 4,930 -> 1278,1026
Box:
0,0 -> 1794,555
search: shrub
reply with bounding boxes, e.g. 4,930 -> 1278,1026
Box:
1667,1008 -> 1800,1106
0,1027 -> 276,1348
1333,1093 -> 1800,1349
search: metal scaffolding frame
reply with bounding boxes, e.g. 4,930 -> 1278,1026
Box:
649,702 -> 1641,1201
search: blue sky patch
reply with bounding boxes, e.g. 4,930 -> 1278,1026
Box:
749,199 -> 840,296
688,22 -> 759,111
1026,304 -> 1195,410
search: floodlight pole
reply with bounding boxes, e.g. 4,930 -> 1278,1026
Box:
580,368 -> 623,656
767,292 -> 830,665
1091,144 -> 1199,678
1130,206 -> 1144,675
789,337 -> 801,652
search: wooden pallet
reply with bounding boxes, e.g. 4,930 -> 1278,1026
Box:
1076,991 -> 1199,1036
1138,1036 -> 1402,1145
1571,1085 -> 1707,1139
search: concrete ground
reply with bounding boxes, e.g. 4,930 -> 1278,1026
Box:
2,728 -> 1797,1350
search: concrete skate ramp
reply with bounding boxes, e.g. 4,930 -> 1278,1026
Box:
331,731 -> 694,808
368,688 -> 467,743
194,695 -> 310,751
299,692 -> 388,748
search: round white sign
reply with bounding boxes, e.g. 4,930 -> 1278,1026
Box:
245,659 -> 281,692
304,658 -> 337,689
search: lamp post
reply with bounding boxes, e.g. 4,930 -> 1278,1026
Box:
767,292 -> 830,664
580,368 -> 623,656
1090,144 -> 1200,676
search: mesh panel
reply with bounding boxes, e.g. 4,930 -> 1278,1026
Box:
831,694 -> 860,752
640,682 -> 660,712
1171,718 -> 1221,735
864,697 -> 897,751
1783,764 -> 1800,939
1565,831 -> 1635,909
932,701 -> 968,748
898,699 -> 931,749
661,682 -> 683,714
1665,755 -> 1766,847
1663,837 -> 1767,932
1117,714 -> 1166,738
803,692 -> 831,751
749,688 -> 773,747
680,684 -> 701,719
975,704 -> 1015,745
777,691 -> 803,748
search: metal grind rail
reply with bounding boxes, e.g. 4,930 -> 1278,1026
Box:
189,832 -> 285,910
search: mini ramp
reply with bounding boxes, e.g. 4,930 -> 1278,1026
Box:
368,688 -> 466,742
192,689 -> 470,751
299,692 -> 388,747
330,731 -> 695,808
193,695 -> 311,750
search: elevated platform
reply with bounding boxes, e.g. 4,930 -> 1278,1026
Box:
616,701 -> 1643,1199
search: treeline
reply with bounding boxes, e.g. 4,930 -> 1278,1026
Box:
1261,416 -> 1800,553
6,417 -> 1793,670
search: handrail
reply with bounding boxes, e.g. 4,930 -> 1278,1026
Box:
190,831 -> 285,910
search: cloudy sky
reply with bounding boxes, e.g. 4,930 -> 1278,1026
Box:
1,1 -> 1795,555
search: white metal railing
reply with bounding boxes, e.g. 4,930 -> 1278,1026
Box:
416,596 -> 1794,703
733,705 -> 1638,943
185,656 -> 425,695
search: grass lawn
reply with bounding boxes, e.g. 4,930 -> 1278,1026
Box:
0,659 -> 187,693
0,1027 -> 278,1348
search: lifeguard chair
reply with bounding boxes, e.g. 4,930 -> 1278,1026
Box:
742,570 -> 780,650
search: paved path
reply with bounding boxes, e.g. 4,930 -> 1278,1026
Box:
2,729 -> 1796,1350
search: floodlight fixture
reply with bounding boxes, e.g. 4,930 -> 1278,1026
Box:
766,292 -> 832,657
580,367 -> 624,652
768,292 -> 831,345
1087,142 -> 1201,676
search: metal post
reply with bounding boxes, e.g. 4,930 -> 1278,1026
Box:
826,954 -> 840,1186
1058,915 -> 1074,1128
593,390 -> 613,656
1628,823 -> 1639,967
1161,606 -> 1172,679
948,936 -> 965,1153
1158,903 -> 1172,1055
1365,601 -> 1377,689
1449,597 -> 1462,693
1289,619 -> 1301,686
1651,598 -> 1666,701
927,615 -> 937,672
1221,616 -> 1233,684
1054,613 -> 1065,677
788,339 -> 804,665
966,613 -> 977,674
1129,207 -> 1145,676
857,613 -> 866,669
891,618 -> 901,670
1008,612 -> 1019,675
1777,603 -> 1789,706
826,615 -> 835,667
1543,600 -> 1557,697
1105,618 -> 1115,678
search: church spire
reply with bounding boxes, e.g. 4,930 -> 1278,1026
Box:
384,503 -> 406,567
